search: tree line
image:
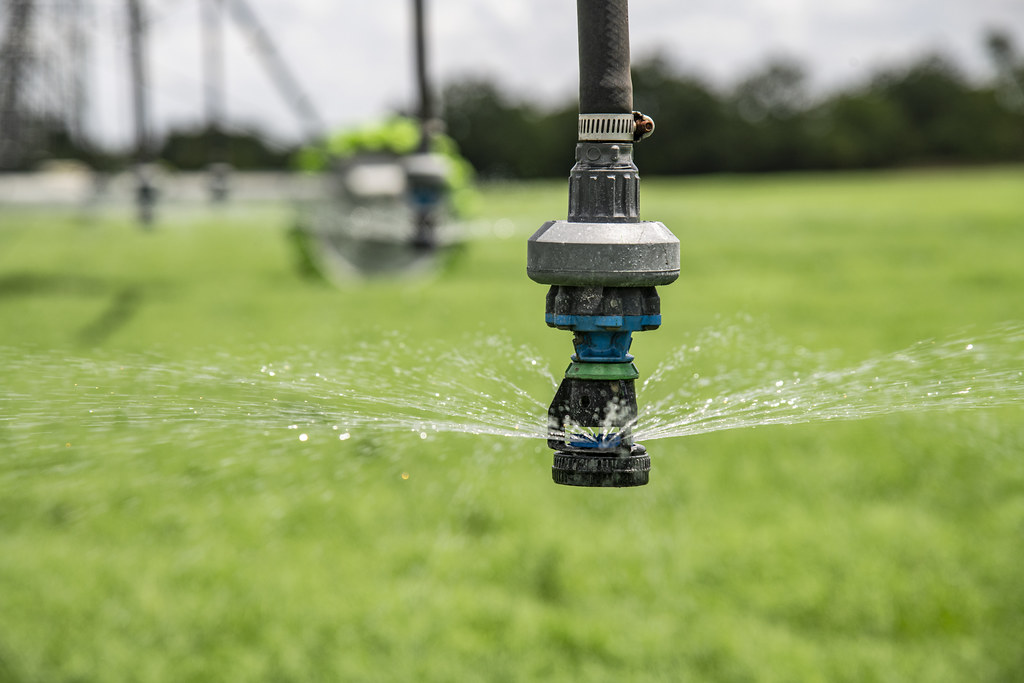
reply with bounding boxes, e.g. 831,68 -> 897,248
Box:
12,33 -> 1023,176
441,33 -> 1024,177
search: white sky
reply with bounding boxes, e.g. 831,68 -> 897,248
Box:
76,0 -> 1024,148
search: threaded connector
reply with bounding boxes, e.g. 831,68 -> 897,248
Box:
552,444 -> 650,487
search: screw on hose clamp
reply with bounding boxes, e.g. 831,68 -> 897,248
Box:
632,111 -> 655,141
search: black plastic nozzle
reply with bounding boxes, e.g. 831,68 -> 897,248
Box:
543,285 -> 653,487
552,445 -> 650,487
547,374 -> 649,487
546,375 -> 637,452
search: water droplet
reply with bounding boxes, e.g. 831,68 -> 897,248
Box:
401,472 -> 410,480
339,432 -> 350,441
419,431 -> 427,439
299,433 -> 308,442
775,380 -> 784,387
965,344 -> 974,350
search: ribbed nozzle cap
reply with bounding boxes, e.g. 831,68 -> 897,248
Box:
552,444 -> 649,487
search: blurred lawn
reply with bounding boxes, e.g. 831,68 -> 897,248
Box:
1,167 -> 1022,682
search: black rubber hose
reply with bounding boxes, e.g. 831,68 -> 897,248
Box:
413,0 -> 433,129
577,0 -> 633,114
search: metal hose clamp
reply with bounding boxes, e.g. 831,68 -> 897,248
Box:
578,113 -> 635,141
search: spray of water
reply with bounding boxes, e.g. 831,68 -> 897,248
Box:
635,321 -> 1024,441
1,323 -> 1021,452
251,335 -> 556,439
0,334 -> 555,453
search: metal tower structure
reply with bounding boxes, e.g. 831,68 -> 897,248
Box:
225,0 -> 324,141
0,0 -> 36,170
0,0 -> 91,171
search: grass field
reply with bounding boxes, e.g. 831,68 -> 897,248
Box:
1,167 -> 1023,682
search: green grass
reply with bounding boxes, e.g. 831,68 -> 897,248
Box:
1,167 -> 1023,682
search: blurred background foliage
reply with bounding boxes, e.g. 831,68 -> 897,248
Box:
7,32 -> 1023,177
444,36 -> 1024,178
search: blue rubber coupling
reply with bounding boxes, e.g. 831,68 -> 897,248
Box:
545,313 -> 660,363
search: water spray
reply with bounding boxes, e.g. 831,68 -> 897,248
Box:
527,0 -> 679,487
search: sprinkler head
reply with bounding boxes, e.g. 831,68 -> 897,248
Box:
547,368 -> 649,487
134,164 -> 157,227
527,0 -> 679,488
534,286 -> 663,487
404,152 -> 449,250
547,370 -> 638,452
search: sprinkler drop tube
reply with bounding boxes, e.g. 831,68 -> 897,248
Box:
527,0 -> 679,487
408,0 -> 443,250
127,0 -> 156,226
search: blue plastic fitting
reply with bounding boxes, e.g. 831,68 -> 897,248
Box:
543,313 -> 661,363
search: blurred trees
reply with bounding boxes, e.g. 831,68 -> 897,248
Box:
12,35 -> 1024,176
159,127 -> 292,170
442,79 -> 575,178
443,37 -> 1024,177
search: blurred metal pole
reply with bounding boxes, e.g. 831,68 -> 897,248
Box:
127,0 -> 155,225
0,0 -> 36,170
67,0 -> 90,149
201,0 -> 229,201
226,0 -> 324,142
408,0 -> 442,250
412,0 -> 432,143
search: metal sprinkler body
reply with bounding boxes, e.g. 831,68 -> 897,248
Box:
527,0 -> 679,487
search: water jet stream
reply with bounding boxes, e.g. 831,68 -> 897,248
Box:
635,322 -> 1024,441
1,325 -> 1021,454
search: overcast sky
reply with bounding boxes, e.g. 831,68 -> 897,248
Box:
79,0 -> 1024,148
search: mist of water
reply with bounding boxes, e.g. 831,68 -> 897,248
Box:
0,334 -> 555,453
1,323 -> 1021,453
635,322 -> 1024,440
